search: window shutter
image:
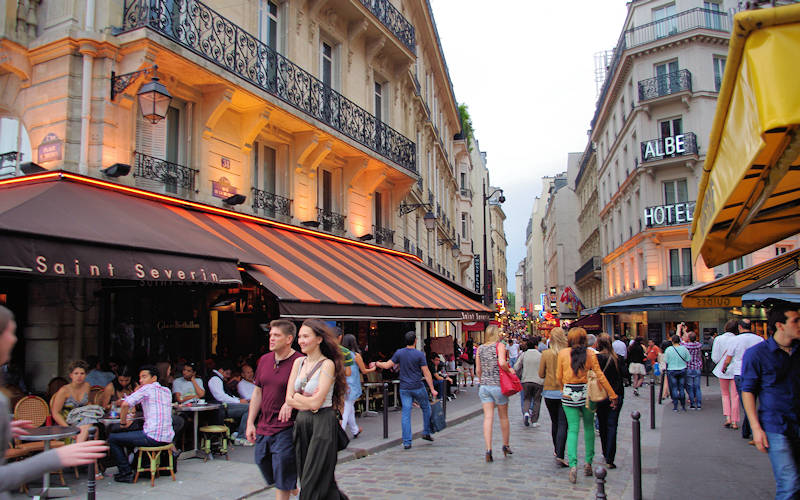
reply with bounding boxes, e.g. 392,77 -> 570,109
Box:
135,110 -> 168,192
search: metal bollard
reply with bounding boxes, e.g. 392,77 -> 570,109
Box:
650,374 -> 656,429
442,381 -> 447,419
382,382 -> 389,439
87,427 -> 97,500
594,466 -> 608,500
632,411 -> 642,500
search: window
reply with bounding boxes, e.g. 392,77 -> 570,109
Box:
321,169 -> 332,212
135,103 -> 184,194
259,0 -> 279,50
253,142 -> 277,215
704,2 -> 723,30
669,248 -> 693,287
320,40 -> 338,89
777,245 -> 793,255
374,81 -> 383,122
460,172 -> 466,189
374,191 -> 384,228
461,212 -> 467,238
727,257 -> 744,274
663,179 -> 688,205
659,117 -> 682,138
653,4 -> 677,39
655,60 -> 680,95
713,56 -> 726,91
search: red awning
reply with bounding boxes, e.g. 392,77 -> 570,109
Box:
570,313 -> 603,331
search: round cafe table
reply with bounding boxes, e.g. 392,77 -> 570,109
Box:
176,403 -> 221,460
18,425 -> 80,499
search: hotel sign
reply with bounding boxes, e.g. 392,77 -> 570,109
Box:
641,134 -> 687,161
644,201 -> 696,228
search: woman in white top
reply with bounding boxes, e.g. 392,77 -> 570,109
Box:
712,319 -> 740,429
286,319 -> 348,499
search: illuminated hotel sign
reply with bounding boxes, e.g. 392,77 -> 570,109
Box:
644,201 -> 696,228
642,134 -> 687,161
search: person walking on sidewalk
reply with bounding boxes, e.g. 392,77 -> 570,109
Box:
540,327 -> 569,467
476,325 -> 514,462
663,335 -> 691,412
462,339 -> 476,387
515,338 -> 544,428
712,319 -> 740,428
557,327 -> 618,483
723,318 -> 765,441
340,334 -> 375,439
247,320 -> 304,500
595,333 -> 625,469
741,303 -> 800,500
286,319 -> 349,499
375,331 -> 437,450
682,331 -> 704,410
627,337 -> 646,396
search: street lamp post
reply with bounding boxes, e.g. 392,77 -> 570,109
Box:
482,183 -> 505,305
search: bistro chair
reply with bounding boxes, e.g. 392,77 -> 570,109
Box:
364,371 -> 385,411
199,425 -> 230,461
11,396 -> 67,491
89,385 -> 105,405
134,444 -> 176,487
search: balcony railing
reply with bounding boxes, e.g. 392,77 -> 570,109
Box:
575,256 -> 602,283
459,187 -> 473,199
358,0 -> 415,53
317,208 -> 345,233
251,187 -> 292,218
625,8 -> 731,49
670,274 -> 693,287
640,132 -> 698,163
373,225 -> 395,246
0,151 -> 22,178
121,0 -> 416,174
133,151 -> 197,192
638,69 -> 692,101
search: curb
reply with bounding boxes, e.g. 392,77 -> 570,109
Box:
238,407 -> 483,499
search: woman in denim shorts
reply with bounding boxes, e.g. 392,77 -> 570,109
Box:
476,325 -> 515,462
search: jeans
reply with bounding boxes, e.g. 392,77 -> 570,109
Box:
563,403 -> 596,468
225,403 -> 250,436
596,397 -> 623,464
765,431 -> 800,500
667,369 -> 687,410
686,369 -> 702,407
433,379 -> 445,398
545,397 -> 567,460
399,387 -> 431,446
521,382 -> 543,422
108,431 -> 169,475
734,375 -> 752,438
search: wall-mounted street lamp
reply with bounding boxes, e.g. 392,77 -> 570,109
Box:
483,186 -> 505,305
110,65 -> 173,124
398,201 -> 436,232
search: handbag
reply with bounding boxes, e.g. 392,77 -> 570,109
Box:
496,344 -> 522,397
429,399 -> 446,433
336,423 -> 350,451
586,355 -> 613,405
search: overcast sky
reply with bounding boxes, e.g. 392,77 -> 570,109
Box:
430,0 -> 629,294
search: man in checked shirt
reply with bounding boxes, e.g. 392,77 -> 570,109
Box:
110,364 -> 175,483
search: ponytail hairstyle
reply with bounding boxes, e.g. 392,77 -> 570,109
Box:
567,327 -> 589,375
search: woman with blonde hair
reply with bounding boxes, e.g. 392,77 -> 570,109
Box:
557,327 -> 619,483
539,327 -> 569,467
476,324 -> 515,462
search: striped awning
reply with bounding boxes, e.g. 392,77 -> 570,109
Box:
0,172 -> 490,320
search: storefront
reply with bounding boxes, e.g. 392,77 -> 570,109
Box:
0,172 -> 491,389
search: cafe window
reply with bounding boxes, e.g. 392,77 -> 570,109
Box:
663,178 -> 688,205
669,248 -> 693,287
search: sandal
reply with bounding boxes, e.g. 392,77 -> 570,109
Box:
731,424 -> 739,430
723,422 -> 731,428
95,472 -> 105,481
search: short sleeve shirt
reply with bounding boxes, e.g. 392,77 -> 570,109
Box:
172,377 -> 204,402
254,350 -> 304,436
730,333 -> 765,376
391,347 -> 426,390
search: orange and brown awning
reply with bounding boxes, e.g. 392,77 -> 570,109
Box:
0,172 -> 490,320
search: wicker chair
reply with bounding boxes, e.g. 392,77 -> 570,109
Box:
10,396 -> 66,491
89,385 -> 105,405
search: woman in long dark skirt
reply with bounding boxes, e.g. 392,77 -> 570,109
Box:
286,319 -> 348,500
595,333 -> 625,469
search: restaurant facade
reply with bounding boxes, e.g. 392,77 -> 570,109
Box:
0,0 -> 495,390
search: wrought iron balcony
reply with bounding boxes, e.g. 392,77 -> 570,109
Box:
427,190 -> 434,204
459,187 -> 473,198
575,256 -> 602,284
251,187 -> 292,218
373,225 -> 395,246
358,0 -> 415,53
0,151 -> 22,177
317,208 -> 345,233
638,69 -> 692,101
121,0 -> 416,174
133,151 -> 198,192
624,7 -> 730,49
640,132 -> 698,163
670,274 -> 693,287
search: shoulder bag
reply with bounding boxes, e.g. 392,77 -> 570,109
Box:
496,344 -> 522,396
586,355 -> 612,405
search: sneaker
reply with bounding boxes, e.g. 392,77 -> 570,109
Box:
113,472 -> 134,484
421,434 -> 434,442
689,405 -> 696,410
531,422 -> 540,428
673,408 -> 679,412
240,439 -> 255,447
634,389 -> 639,397
523,413 -> 530,427
403,444 -> 412,449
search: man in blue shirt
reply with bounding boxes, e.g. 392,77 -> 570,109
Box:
741,304 -> 800,500
376,331 -> 437,449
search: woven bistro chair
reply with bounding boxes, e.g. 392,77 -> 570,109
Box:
89,385 -> 105,406
11,396 -> 67,491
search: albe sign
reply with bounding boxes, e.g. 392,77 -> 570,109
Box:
642,134 -> 686,161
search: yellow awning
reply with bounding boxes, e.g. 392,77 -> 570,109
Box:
691,4 -> 800,268
682,247 -> 800,308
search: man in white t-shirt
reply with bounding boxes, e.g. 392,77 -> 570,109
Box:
172,362 -> 205,404
237,363 -> 256,400
722,318 -> 764,441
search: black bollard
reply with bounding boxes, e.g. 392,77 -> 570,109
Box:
87,427 -> 97,500
594,466 -> 608,500
442,381 -> 447,419
632,411 -> 642,500
382,382 -> 389,439
650,374 -> 656,429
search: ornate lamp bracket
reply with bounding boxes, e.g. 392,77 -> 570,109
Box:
111,65 -> 158,101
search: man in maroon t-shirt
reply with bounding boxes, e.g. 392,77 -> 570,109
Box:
246,319 -> 304,500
